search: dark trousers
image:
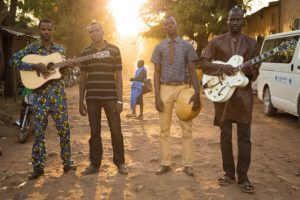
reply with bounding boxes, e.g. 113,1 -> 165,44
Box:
220,120 -> 251,183
87,100 -> 125,168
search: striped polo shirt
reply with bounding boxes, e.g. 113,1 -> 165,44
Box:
79,41 -> 122,101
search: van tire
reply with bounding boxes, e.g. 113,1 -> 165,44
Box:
263,87 -> 277,116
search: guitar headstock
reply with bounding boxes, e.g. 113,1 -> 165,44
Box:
277,39 -> 298,52
95,50 -> 111,59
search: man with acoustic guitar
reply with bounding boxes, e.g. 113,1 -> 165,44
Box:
199,7 -> 260,193
9,19 -> 77,179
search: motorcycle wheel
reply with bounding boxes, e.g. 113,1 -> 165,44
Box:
19,114 -> 34,143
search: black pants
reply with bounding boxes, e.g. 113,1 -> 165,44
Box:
220,120 -> 251,183
87,100 -> 125,168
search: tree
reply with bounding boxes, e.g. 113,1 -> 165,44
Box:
1,0 -> 115,97
141,0 -> 251,55
1,0 -> 18,98
1,0 -> 17,26
17,0 -> 115,56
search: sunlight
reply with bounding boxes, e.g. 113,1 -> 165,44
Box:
109,0 -> 147,36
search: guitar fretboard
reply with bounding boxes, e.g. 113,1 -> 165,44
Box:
54,50 -> 110,69
237,48 -> 278,71
236,39 -> 297,71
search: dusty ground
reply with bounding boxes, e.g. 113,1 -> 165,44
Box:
0,81 -> 300,200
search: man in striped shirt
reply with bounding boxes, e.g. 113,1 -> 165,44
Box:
79,21 -> 128,175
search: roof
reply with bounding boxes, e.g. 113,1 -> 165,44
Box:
246,0 -> 280,18
265,29 -> 300,39
0,26 -> 39,39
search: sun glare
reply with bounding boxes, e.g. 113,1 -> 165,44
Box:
109,0 -> 146,37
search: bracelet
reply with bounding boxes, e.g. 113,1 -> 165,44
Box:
117,100 -> 123,104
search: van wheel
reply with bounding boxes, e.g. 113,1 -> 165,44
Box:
263,87 -> 277,116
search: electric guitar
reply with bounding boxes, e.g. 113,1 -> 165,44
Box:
20,50 -> 110,89
202,39 -> 297,102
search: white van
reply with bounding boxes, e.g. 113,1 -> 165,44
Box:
257,30 -> 300,124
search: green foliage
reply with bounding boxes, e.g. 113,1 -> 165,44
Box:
141,0 -> 251,54
11,0 -> 115,56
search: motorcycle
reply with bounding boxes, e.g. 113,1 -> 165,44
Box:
64,66 -> 80,87
18,93 -> 35,143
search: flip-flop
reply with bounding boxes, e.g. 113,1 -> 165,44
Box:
218,175 -> 235,186
239,180 -> 255,193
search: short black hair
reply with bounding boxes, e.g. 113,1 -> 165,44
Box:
38,19 -> 53,28
86,20 -> 102,31
137,60 -> 144,66
228,6 -> 244,16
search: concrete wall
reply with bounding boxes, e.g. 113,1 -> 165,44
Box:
244,0 -> 300,40
244,3 -> 280,39
280,0 -> 300,32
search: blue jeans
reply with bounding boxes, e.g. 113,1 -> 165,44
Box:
86,100 -> 125,168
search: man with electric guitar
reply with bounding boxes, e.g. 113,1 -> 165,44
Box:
9,19 -> 77,179
199,7 -> 260,193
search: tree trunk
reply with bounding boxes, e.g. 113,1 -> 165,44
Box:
7,0 -> 17,26
0,0 -> 6,12
4,0 -> 18,98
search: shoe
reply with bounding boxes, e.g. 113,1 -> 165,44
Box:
184,166 -> 194,177
156,165 -> 171,175
81,165 -> 99,175
63,164 -> 77,173
218,174 -> 235,186
117,163 -> 128,175
28,168 -> 44,180
239,180 -> 255,193
137,115 -> 143,120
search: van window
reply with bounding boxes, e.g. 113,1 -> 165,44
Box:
261,36 -> 299,63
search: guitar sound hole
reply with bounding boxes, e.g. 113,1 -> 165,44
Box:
47,63 -> 55,71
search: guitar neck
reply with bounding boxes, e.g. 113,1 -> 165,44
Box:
54,53 -> 101,69
234,39 -> 297,72
237,47 -> 279,71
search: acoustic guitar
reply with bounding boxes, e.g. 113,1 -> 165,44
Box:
20,50 -> 110,89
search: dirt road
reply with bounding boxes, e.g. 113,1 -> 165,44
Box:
0,82 -> 299,200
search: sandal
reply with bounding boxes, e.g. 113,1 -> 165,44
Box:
126,113 -> 136,118
218,174 -> 235,186
239,180 -> 255,193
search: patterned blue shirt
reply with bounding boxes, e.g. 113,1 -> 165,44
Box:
9,40 -> 65,71
9,41 -> 66,92
151,36 -> 198,82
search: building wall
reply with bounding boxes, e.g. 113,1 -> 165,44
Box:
244,3 -> 280,39
244,0 -> 300,40
280,0 -> 300,32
